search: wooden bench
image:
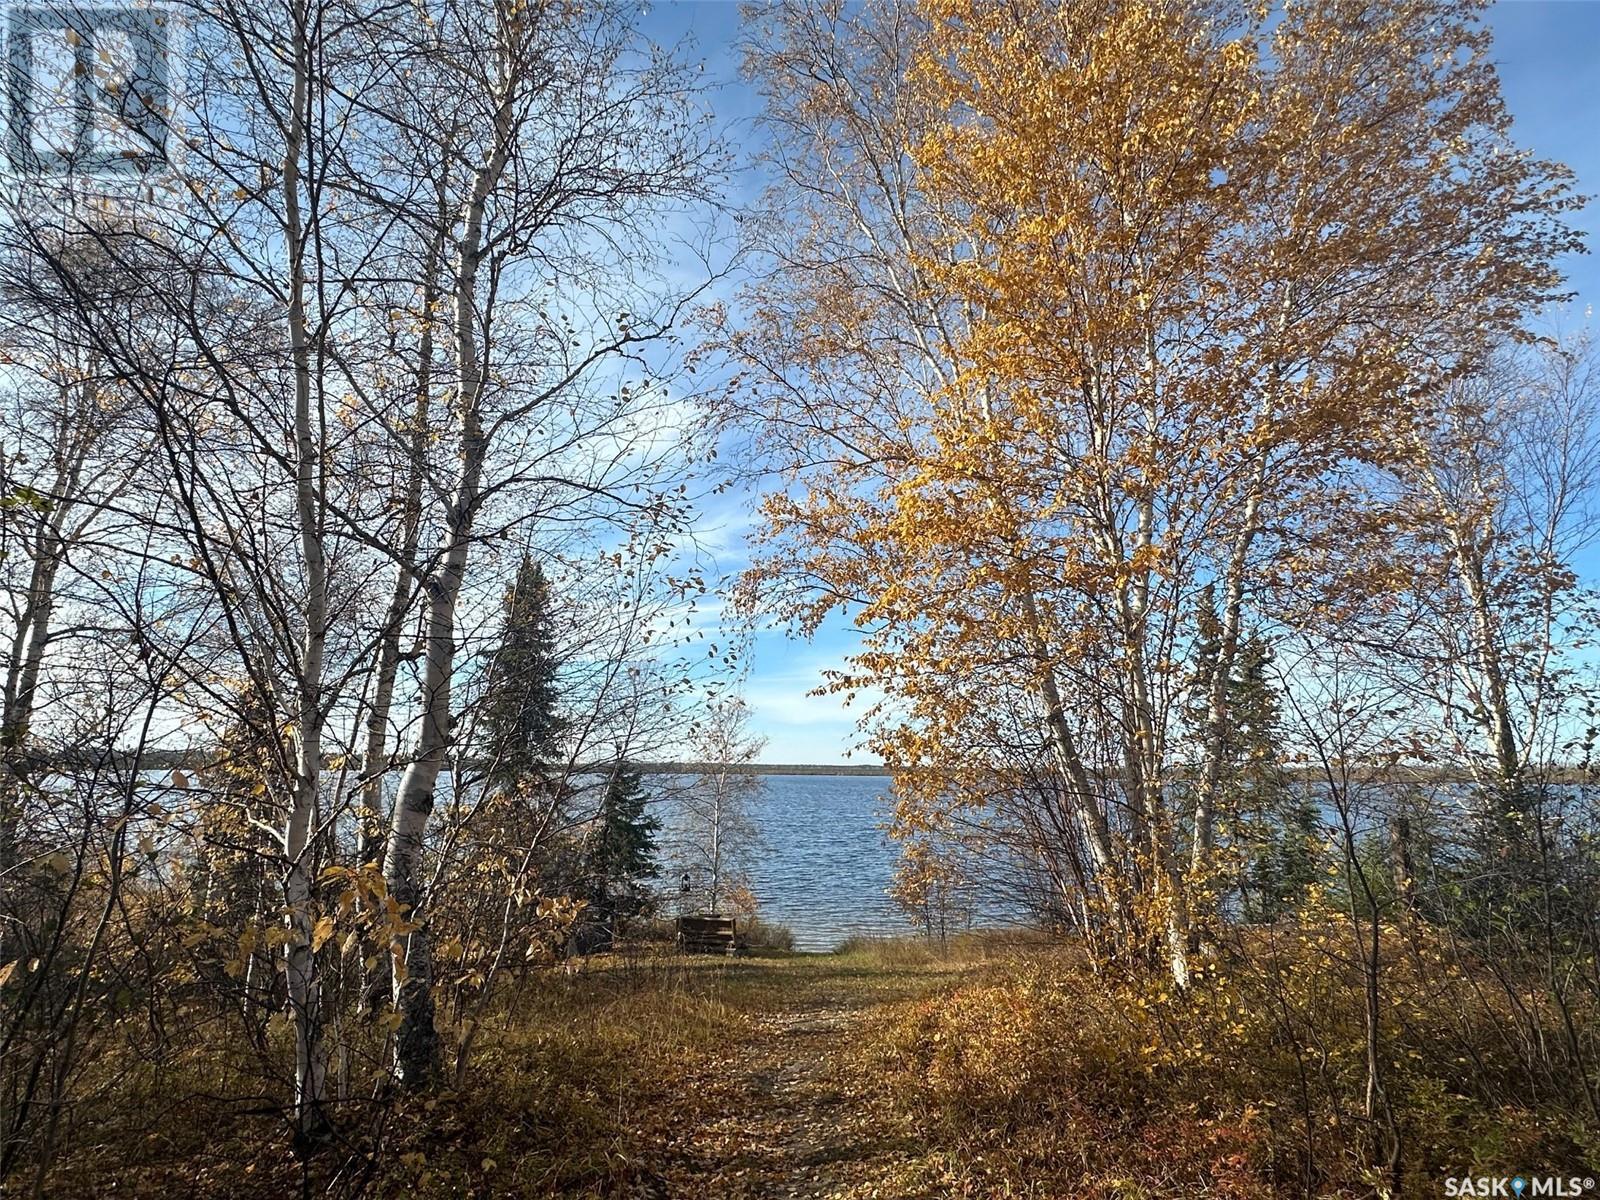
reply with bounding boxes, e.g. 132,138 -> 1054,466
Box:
676,914 -> 737,955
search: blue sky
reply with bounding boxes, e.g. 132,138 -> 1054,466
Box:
642,0 -> 1600,765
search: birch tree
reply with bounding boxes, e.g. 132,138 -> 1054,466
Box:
1,0 -> 409,1136
1388,339 -> 1599,791
372,0 -> 718,1085
676,696 -> 765,915
732,0 -> 1582,984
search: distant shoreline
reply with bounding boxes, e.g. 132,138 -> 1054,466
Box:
30,750 -> 1592,784
25,749 -> 892,777
642,762 -> 891,777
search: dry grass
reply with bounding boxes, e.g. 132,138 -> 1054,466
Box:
852,931 -> 1600,1198
25,930 -> 1600,1198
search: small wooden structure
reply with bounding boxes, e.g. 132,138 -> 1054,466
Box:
676,913 -> 737,955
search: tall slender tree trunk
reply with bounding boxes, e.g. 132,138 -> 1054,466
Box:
359,200 -> 449,875
1191,304 -> 1292,878
381,341 -> 481,1089
382,554 -> 462,1086
1414,447 -> 1522,794
1021,592 -> 1135,949
383,101 -> 511,1085
709,769 -> 724,913
0,416 -> 87,894
281,13 -> 328,1141
1453,532 -> 1520,786
0,529 -> 61,885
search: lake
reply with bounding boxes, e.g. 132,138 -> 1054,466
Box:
690,773 -> 910,951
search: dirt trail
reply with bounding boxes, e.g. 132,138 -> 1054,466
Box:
656,957 -> 956,1199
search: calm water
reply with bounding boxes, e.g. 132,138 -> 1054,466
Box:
741,774 -> 909,951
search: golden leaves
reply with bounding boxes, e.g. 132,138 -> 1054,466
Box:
733,0 -> 1582,920
310,915 -> 336,953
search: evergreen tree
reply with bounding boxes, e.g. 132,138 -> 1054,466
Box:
585,765 -> 660,939
1186,609 -> 1318,922
479,555 -> 565,790
1230,640 -> 1319,921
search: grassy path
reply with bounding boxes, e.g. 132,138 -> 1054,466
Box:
647,952 -> 968,1199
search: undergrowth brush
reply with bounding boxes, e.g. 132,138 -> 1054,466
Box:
860,927 -> 1599,1198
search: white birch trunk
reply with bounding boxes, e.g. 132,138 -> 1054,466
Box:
360,182 -> 451,877
1449,522 -> 1521,786
0,400 -> 92,887
281,20 -> 327,1140
1021,593 -> 1129,927
709,768 -> 724,913
383,87 -> 514,1086
1412,443 -> 1522,789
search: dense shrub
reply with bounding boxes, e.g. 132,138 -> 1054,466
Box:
859,931 -> 1599,1198
738,917 -> 795,952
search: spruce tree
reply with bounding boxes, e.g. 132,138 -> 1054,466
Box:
479,555 -> 565,790
1231,640 -> 1318,921
586,765 -> 660,936
1186,613 -> 1317,922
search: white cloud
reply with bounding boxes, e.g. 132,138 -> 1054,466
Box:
740,642 -> 883,764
